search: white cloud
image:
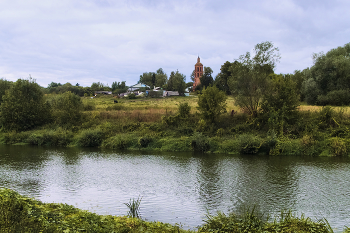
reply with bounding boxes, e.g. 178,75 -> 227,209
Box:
0,0 -> 350,87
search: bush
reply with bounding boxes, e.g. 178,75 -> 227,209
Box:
76,129 -> 104,147
128,93 -> 136,99
191,132 -> 210,152
26,129 -> 73,147
238,134 -> 262,154
102,134 -> 136,150
51,92 -> 83,127
178,102 -> 191,118
159,137 -> 191,152
138,136 -> 153,148
0,79 -> 51,131
197,86 -> 227,123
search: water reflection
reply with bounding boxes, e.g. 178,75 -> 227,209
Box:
0,145 -> 350,231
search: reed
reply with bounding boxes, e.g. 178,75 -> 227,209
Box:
124,197 -> 142,219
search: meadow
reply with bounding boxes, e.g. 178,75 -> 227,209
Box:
1,94 -> 350,157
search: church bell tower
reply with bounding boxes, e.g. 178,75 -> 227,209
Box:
193,56 -> 203,90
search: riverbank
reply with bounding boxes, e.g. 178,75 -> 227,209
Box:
1,95 -> 350,156
1,188 -> 346,232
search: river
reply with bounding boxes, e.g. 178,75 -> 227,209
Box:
0,144 -> 349,231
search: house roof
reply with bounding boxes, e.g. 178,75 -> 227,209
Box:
130,83 -> 150,88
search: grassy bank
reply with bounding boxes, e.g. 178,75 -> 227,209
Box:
1,95 -> 350,156
1,188 -> 348,233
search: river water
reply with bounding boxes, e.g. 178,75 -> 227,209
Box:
0,144 -> 349,231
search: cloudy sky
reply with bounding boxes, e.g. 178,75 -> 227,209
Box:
1,0 -> 350,87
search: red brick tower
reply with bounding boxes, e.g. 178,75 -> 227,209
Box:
193,56 -> 203,90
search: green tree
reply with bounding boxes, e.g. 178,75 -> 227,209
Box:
261,74 -> 300,135
139,68 -> 168,88
228,41 -> 280,117
197,86 -> 227,123
0,78 -> 13,104
215,61 -> 235,95
167,71 -> 186,94
199,67 -> 214,89
0,79 -> 51,131
51,91 -> 83,127
301,43 -> 350,105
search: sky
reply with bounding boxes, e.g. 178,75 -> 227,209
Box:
1,0 -> 350,88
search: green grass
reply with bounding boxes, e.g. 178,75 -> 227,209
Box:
1,188 -> 349,233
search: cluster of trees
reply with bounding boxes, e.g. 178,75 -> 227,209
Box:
138,68 -> 193,94
300,43 -> 350,106
46,81 -> 128,96
0,79 -> 84,131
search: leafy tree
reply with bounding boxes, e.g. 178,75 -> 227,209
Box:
190,70 -> 195,82
228,41 -> 280,117
51,92 -> 83,127
200,67 -> 214,89
139,68 -> 168,88
91,82 -> 110,91
261,74 -> 300,135
197,85 -> 227,123
301,43 -> 350,105
155,68 -> 168,88
0,78 -> 13,104
0,79 -> 51,131
167,71 -> 186,94
215,61 -> 235,95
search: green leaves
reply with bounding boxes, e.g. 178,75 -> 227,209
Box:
197,86 -> 227,124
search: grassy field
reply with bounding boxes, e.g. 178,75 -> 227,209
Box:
1,188 -> 346,233
1,94 -> 350,157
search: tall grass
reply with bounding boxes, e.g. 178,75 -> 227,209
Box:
124,197 -> 142,219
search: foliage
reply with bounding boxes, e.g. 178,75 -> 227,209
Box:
215,61 -> 233,95
139,68 -> 168,88
238,134 -> 263,154
199,66 -> 214,89
26,129 -> 73,147
228,41 -> 280,116
178,102 -> 191,118
0,78 -> 51,131
261,74 -> 300,135
128,93 -> 136,99
51,91 -> 83,127
191,132 -> 210,152
0,188 -> 193,233
0,78 -> 12,104
138,136 -> 153,148
102,134 -> 135,150
302,43 -> 350,105
167,70 -> 186,94
76,128 -> 105,147
199,208 -> 333,233
197,86 -> 227,123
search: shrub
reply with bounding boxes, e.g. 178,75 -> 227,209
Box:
102,134 -> 135,150
128,93 -> 136,99
0,79 -> 51,131
238,134 -> 262,154
26,129 -> 73,147
138,136 -> 153,148
76,129 -> 104,147
197,86 -> 227,123
191,132 -> 210,152
178,102 -> 191,118
328,137 -> 347,156
159,137 -> 191,152
51,92 -> 83,127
